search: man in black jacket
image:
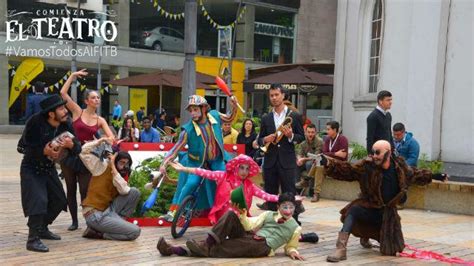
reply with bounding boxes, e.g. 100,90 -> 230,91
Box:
19,94 -> 82,252
258,84 -> 305,212
366,90 -> 393,154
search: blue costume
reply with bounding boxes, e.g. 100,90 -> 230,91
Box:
160,95 -> 236,220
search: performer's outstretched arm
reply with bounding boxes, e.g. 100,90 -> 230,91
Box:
159,130 -> 188,174
60,69 -> 88,120
404,161 -> 448,186
219,97 -> 238,123
252,184 -> 279,202
169,162 -> 226,181
324,157 -> 366,182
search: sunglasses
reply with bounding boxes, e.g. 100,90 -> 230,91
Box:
372,149 -> 387,155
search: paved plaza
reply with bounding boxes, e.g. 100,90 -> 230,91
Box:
0,134 -> 472,265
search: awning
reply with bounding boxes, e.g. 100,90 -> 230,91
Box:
244,66 -> 333,92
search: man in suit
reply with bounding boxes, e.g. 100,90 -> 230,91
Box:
366,90 -> 393,154
258,84 -> 305,215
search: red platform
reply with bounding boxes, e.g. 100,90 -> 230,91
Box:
120,142 -> 245,154
126,217 -> 212,227
121,142 -> 245,227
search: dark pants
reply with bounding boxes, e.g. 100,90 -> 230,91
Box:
262,163 -> 303,223
85,188 -> 141,240
263,163 -> 297,210
20,162 -> 67,235
61,164 -> 91,224
341,205 -> 383,233
204,212 -> 271,258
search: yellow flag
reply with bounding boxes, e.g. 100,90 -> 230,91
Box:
9,58 -> 44,108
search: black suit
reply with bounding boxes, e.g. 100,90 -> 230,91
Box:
258,108 -> 305,210
366,108 -> 393,153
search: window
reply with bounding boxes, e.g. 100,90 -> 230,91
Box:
369,0 -> 383,93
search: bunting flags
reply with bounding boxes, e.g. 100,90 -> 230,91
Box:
140,0 -> 246,26
153,0 -> 185,20
199,0 -> 246,28
7,64 -> 113,96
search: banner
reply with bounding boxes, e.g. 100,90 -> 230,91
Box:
129,88 -> 148,117
9,58 -> 44,107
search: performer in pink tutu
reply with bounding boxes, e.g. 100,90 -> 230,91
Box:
169,154 -> 279,224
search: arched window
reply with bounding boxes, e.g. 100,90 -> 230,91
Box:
369,0 -> 383,93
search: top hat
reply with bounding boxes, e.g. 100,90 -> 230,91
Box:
230,185 -> 248,210
40,94 -> 67,114
33,81 -> 46,93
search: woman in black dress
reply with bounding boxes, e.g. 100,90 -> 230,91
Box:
237,118 -> 257,159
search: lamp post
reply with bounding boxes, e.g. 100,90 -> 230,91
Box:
64,0 -> 81,102
180,0 -> 198,123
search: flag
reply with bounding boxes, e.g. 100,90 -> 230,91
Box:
8,58 -> 44,107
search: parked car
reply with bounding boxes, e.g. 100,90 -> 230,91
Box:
133,26 -> 184,53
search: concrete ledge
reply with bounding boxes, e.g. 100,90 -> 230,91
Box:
0,125 -> 24,134
320,178 -> 474,215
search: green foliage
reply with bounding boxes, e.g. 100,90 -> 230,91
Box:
349,142 -> 368,160
417,153 -> 444,174
128,156 -> 178,217
111,119 -> 123,129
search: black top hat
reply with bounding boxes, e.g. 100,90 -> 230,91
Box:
33,81 -> 46,93
40,94 -> 67,114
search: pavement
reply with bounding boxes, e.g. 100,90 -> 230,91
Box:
0,134 -> 473,265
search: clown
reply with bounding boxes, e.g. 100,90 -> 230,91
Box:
169,154 -> 280,224
158,95 -> 237,221
157,193 -> 304,260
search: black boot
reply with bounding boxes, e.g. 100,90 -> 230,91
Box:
300,232 -> 319,243
38,226 -> 61,240
26,229 -> 49,252
68,223 -> 78,231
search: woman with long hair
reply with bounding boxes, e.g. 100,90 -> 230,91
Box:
117,117 -> 139,142
60,69 -> 115,231
237,118 -> 258,159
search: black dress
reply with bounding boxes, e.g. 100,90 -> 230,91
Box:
237,132 -> 257,159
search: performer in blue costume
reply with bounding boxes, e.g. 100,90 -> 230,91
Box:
159,95 -> 237,221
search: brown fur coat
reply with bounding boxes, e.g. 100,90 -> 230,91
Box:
325,156 -> 434,255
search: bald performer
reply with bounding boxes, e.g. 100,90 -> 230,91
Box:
318,140 -> 448,262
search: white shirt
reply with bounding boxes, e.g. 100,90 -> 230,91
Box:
376,105 -> 388,116
272,105 -> 294,142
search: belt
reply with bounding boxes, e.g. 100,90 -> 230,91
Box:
83,208 -> 97,219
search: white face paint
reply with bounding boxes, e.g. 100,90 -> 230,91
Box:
238,164 -> 250,180
188,106 -> 202,121
278,202 -> 295,219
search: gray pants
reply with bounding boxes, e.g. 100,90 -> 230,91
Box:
85,188 -> 141,241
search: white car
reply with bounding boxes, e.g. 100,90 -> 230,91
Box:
136,26 -> 184,53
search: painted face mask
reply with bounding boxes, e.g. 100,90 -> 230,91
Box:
278,202 -> 296,219
188,106 -> 203,121
237,164 -> 250,180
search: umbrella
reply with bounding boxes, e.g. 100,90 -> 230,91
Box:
109,69 -> 212,89
109,69 -> 213,113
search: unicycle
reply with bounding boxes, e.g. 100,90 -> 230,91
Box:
171,177 -> 205,238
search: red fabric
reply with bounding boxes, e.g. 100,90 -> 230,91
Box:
400,244 -> 474,265
195,154 -> 278,224
322,134 -> 349,161
72,116 -> 99,144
